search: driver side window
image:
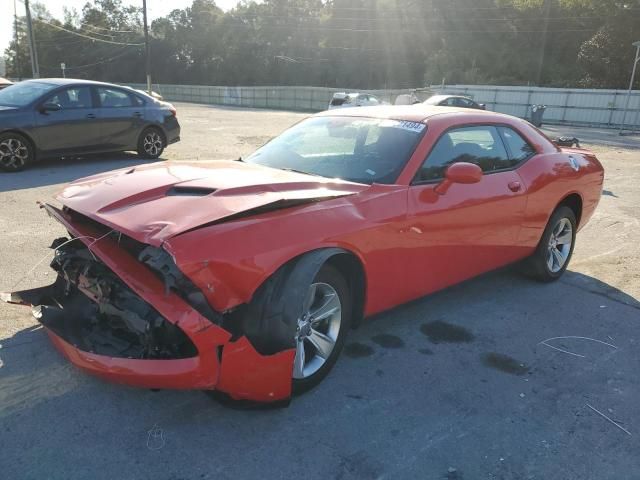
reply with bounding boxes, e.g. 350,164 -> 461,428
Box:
45,86 -> 92,109
415,125 -> 510,182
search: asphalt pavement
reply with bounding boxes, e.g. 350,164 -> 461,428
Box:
1,103 -> 639,480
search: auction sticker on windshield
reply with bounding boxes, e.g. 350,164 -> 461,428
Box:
380,119 -> 426,133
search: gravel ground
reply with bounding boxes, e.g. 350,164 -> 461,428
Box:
1,103 -> 639,480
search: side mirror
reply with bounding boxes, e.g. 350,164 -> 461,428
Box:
434,162 -> 483,195
39,102 -> 62,113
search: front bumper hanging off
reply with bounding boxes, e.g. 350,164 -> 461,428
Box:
2,204 -> 295,404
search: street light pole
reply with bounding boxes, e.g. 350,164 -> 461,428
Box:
619,41 -> 640,135
142,0 -> 151,94
13,0 -> 22,80
24,0 -> 40,78
535,0 -> 552,86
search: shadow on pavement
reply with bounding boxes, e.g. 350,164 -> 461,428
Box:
1,266 -> 639,479
0,153 -> 161,193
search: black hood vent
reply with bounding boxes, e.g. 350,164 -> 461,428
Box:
166,186 -> 217,196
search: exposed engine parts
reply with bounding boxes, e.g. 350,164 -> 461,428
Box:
36,239 -> 197,359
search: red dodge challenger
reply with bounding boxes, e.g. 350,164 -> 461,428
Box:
3,105 -> 604,404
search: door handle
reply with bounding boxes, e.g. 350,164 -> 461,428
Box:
86,113 -> 96,119
508,181 -> 522,192
133,112 -> 143,118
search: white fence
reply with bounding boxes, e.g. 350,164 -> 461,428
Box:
127,83 -> 640,130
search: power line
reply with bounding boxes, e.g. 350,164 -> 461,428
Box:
236,22 -> 601,35
63,49 -> 137,70
237,3 -> 639,12
81,23 -> 136,33
231,13 -> 633,23
34,18 -> 144,46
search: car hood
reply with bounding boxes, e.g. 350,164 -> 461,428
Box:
56,160 -> 369,246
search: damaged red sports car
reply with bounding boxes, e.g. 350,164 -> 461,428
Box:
3,105 -> 604,404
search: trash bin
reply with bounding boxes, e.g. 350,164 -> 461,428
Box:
530,104 -> 547,127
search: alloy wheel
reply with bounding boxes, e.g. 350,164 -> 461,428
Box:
547,217 -> 573,273
0,138 -> 29,170
293,282 -> 342,380
143,131 -> 163,156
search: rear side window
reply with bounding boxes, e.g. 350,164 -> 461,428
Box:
415,125 -> 510,182
498,126 -> 536,165
131,94 -> 145,107
330,96 -> 350,106
97,87 -> 134,108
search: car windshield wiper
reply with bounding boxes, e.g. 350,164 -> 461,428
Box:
279,168 -> 328,179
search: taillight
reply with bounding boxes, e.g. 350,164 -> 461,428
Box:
169,106 -> 177,116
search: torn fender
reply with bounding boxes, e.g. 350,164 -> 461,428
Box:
3,204 -> 298,403
217,337 -> 295,402
5,283 -> 296,402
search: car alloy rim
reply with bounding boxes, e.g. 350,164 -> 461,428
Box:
0,138 -> 28,170
293,282 -> 342,380
547,217 -> 573,273
143,132 -> 163,156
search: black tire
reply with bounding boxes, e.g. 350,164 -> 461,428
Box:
137,127 -> 165,159
292,265 -> 352,395
0,132 -> 34,172
521,206 -> 577,282
238,254 -> 353,396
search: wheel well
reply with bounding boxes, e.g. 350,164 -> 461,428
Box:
558,193 -> 583,227
325,252 -> 366,329
1,130 -> 37,160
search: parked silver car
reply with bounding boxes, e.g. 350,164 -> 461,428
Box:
328,92 -> 383,110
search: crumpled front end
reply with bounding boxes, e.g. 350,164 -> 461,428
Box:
2,204 -> 295,404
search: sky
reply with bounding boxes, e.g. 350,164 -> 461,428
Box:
1,0 -> 241,55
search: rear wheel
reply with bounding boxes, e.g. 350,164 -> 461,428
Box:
0,133 -> 33,172
137,127 -> 165,159
292,265 -> 351,394
521,206 -> 577,282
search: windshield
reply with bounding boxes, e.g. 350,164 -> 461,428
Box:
245,116 -> 426,184
0,81 -> 57,107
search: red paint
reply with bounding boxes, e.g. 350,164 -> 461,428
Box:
16,106 -> 603,400
217,337 -> 295,402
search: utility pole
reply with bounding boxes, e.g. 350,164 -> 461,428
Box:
142,0 -> 151,94
13,0 -> 22,80
24,0 -> 40,78
619,41 -> 640,135
534,0 -> 551,86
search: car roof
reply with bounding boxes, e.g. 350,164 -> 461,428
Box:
19,78 -> 131,89
315,104 -> 500,123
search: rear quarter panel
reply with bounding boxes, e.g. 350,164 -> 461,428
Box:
517,148 -> 604,247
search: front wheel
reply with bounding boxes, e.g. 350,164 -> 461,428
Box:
521,206 -> 577,282
292,265 -> 351,394
0,133 -> 34,172
137,127 -> 165,159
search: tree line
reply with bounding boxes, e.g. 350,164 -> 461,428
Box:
5,0 -> 640,89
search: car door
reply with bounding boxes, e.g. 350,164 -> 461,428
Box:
403,124 -> 529,298
93,86 -> 146,151
33,85 -> 101,155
